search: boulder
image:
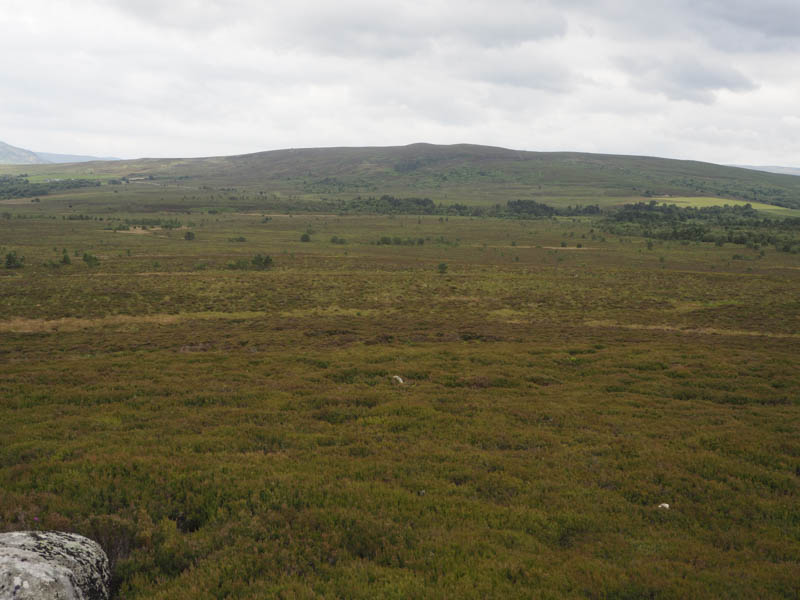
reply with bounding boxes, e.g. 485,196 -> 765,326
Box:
0,531 -> 109,600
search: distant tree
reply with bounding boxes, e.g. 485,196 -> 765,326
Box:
251,254 -> 273,270
300,233 -> 311,242
437,262 -> 448,274
184,231 -> 196,241
83,253 -> 99,267
5,251 -> 23,269
60,250 -> 71,265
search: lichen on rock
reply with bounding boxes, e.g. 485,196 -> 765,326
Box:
0,531 -> 109,600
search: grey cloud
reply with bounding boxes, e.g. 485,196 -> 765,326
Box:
694,0 -> 800,39
105,0 -> 250,32
475,63 -> 571,91
352,67 -> 487,127
434,2 -> 568,47
562,0 -> 800,51
279,1 -> 567,60
107,0 -> 567,57
619,57 -> 758,103
456,46 -> 575,92
2,0 -> 799,165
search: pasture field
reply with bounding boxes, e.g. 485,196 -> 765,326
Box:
1,198 -> 799,598
653,196 -> 800,218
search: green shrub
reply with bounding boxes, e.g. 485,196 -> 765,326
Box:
4,251 -> 23,269
251,254 -> 273,269
226,259 -> 250,270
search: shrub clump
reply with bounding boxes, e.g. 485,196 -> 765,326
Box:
5,251 -> 23,269
227,254 -> 273,270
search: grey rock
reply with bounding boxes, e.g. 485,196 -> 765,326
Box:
0,531 -> 109,600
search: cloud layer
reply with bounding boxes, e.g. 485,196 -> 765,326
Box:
1,0 -> 798,165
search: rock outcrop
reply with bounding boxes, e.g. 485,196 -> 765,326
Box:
0,531 -> 109,600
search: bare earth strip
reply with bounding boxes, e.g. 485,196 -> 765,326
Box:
540,246 -> 598,250
3,313 -> 797,339
583,319 -> 800,339
474,245 -> 600,250
0,198 -> 38,205
114,227 -> 155,234
0,311 -> 267,333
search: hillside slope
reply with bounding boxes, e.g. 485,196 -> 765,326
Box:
3,143 -> 800,209
0,140 -> 48,164
736,165 -> 800,177
35,151 -> 119,163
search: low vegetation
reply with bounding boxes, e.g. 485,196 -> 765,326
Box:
0,150 -> 798,598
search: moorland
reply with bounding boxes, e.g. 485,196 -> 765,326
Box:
0,144 -> 798,598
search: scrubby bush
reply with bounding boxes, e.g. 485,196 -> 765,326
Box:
227,259 -> 250,270
251,254 -> 273,269
5,251 -> 23,269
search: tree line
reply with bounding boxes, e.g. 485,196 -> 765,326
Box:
601,201 -> 800,253
0,175 -> 100,199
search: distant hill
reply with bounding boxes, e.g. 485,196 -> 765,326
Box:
0,140 -> 118,164
118,143 -> 800,209
0,140 -> 48,164
35,151 -> 119,164
734,165 -> 800,177
3,142 -> 800,209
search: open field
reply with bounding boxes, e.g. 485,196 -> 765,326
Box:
654,196 -> 800,218
1,174 -> 799,598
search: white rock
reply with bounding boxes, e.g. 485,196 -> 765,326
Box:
658,503 -> 670,509
0,531 -> 110,600
391,375 -> 405,385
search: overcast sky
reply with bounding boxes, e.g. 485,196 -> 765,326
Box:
2,0 -> 799,164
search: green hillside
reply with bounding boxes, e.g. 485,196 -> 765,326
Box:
3,143 -> 800,210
